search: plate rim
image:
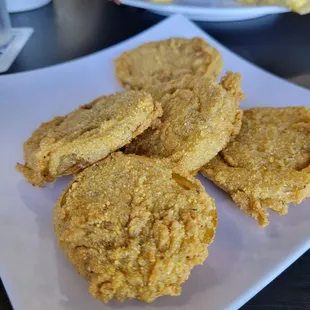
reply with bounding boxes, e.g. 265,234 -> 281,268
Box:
120,0 -> 289,14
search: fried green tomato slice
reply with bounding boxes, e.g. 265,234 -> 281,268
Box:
126,72 -> 244,173
54,152 -> 217,303
115,37 -> 223,90
16,91 -> 162,186
201,107 -> 310,227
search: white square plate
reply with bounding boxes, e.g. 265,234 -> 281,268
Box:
0,14 -> 309,310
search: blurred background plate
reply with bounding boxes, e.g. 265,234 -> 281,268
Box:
5,0 -> 51,13
119,0 -> 289,21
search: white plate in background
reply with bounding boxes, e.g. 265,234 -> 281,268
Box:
5,0 -> 51,12
120,0 -> 289,21
0,14 -> 309,310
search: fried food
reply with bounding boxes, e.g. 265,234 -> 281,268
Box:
201,107 -> 310,227
241,0 -> 310,14
16,91 -> 162,187
54,152 -> 217,303
126,72 -> 244,173
115,37 -> 223,90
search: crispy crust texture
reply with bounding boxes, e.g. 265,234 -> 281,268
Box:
16,91 -> 162,187
54,152 -> 217,302
201,107 -> 310,227
125,72 -> 244,173
241,0 -> 310,14
115,37 -> 223,90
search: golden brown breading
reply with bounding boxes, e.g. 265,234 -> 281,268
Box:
115,37 -> 223,90
201,107 -> 310,227
54,152 -> 217,303
16,91 -> 162,187
126,72 -> 244,173
241,0 -> 310,14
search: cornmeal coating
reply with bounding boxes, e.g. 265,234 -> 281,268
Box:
241,0 -> 310,14
115,37 -> 223,90
201,107 -> 310,227
16,91 -> 162,187
54,152 -> 217,303
126,72 -> 244,173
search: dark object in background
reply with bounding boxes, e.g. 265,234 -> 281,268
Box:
5,0 -> 310,78
0,278 -> 13,310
